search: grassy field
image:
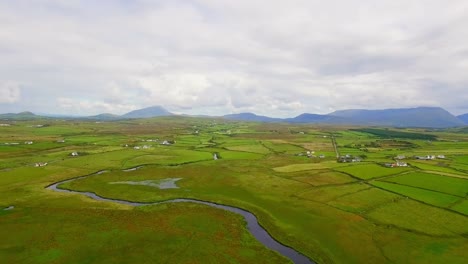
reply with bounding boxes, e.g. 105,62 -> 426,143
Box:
1,117 -> 467,263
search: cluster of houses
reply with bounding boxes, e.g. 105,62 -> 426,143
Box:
384,161 -> 408,168
3,142 -> 33,145
125,139 -> 175,150
338,154 -> 362,163
143,139 -> 158,142
133,145 -> 151,150
382,153 -> 447,168
414,154 -> 445,160
297,151 -> 326,159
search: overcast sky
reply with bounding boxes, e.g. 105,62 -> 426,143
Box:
1,0 -> 468,116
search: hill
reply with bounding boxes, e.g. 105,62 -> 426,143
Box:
328,107 -> 464,128
121,106 -> 172,119
86,113 -> 120,121
223,113 -> 282,122
286,113 -> 348,124
457,113 -> 468,124
0,111 -> 41,120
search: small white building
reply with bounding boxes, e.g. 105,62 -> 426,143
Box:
396,161 -> 408,167
71,152 -> 79,156
134,146 -> 141,150
161,140 -> 171,145
24,141 -> 33,145
437,155 -> 446,159
35,162 -> 48,167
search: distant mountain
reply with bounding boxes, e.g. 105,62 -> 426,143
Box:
458,114 -> 468,124
86,113 -> 120,121
222,107 -> 463,127
0,111 -> 41,120
223,113 -> 282,122
121,106 -> 172,119
1,106 -> 465,128
286,113 -> 348,124
329,107 -> 464,128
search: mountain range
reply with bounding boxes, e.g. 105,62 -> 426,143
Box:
1,106 -> 467,128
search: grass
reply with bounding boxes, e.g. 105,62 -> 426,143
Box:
328,187 -> 400,213
371,181 -> 460,208
1,117 -> 468,264
0,203 -> 289,264
292,171 -> 356,186
274,161 -> 340,172
334,163 -> 412,180
450,199 -> 468,215
381,172 -> 468,197
367,199 -> 468,236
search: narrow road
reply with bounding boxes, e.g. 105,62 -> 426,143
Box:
331,133 -> 340,158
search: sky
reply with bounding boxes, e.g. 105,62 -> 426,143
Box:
1,0 -> 468,117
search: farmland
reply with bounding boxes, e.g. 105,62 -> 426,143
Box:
1,117 -> 467,263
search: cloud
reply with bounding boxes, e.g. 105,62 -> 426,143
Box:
0,82 -> 21,103
1,1 -> 468,115
57,97 -> 136,115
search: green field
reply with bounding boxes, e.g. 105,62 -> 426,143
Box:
1,117 -> 468,263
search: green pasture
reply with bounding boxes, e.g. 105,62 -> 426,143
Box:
381,172 -> 468,197
1,117 -> 467,264
371,181 -> 460,208
335,163 -> 412,180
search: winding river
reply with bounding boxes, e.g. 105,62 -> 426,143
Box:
46,170 -> 314,264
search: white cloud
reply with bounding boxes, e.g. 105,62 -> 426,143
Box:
1,1 -> 468,115
57,98 -> 136,115
0,82 -> 21,103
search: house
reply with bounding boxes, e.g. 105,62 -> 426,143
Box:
142,145 -> 150,149
396,161 -> 408,167
134,146 -> 141,150
396,155 -> 406,160
35,162 -> 48,167
213,153 -> 218,160
415,155 -> 435,160
71,152 -> 79,156
24,141 -> 33,145
161,140 -> 172,145
437,155 -> 446,159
